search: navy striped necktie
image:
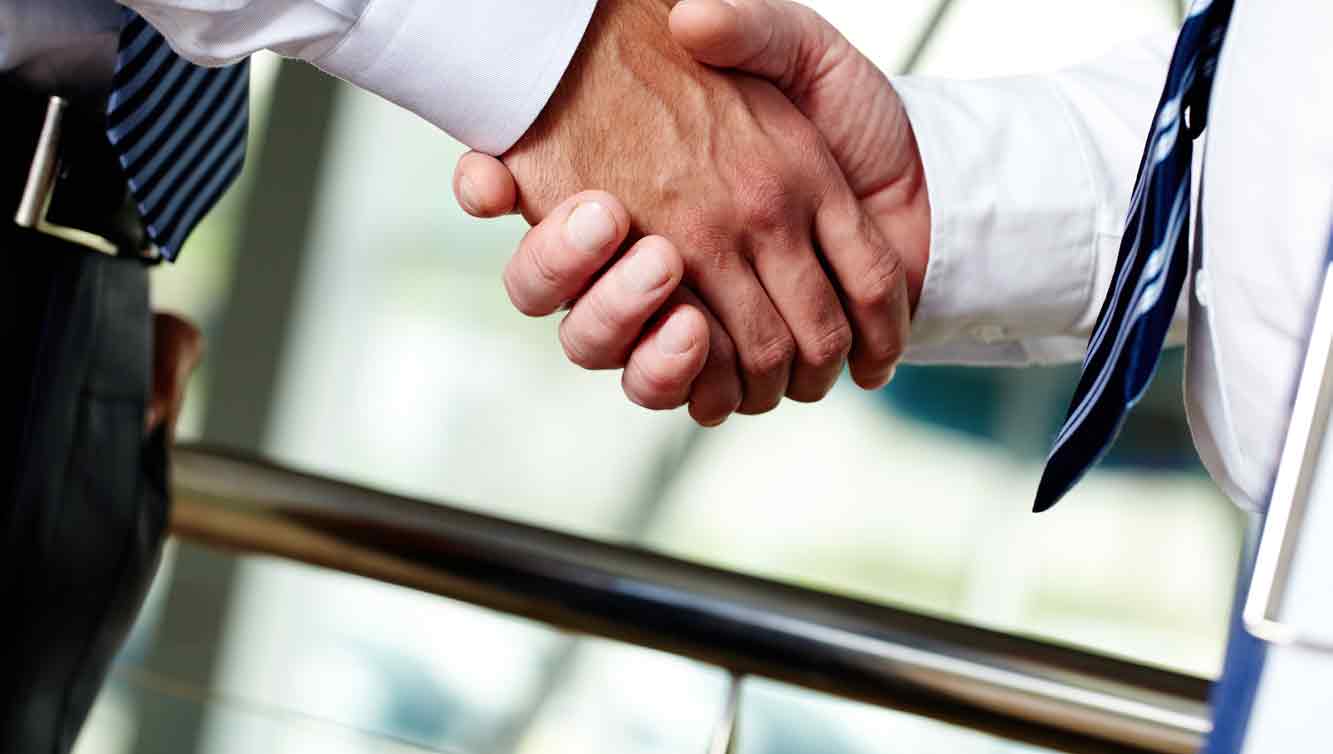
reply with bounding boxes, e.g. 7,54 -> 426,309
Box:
1035,0 -> 1234,512
107,11 -> 250,261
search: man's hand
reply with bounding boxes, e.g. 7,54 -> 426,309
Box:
498,190 -> 739,416
458,156 -> 746,425
146,313 -> 203,441
669,0 -> 930,297
481,0 -> 910,422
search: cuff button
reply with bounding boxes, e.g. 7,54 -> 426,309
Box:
971,323 -> 1008,343
1194,268 -> 1211,308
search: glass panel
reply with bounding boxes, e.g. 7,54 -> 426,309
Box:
507,639 -> 728,754
79,552 -> 729,754
76,671 -> 461,754
132,12 -> 1232,754
150,51 -> 286,439
735,678 -> 1059,754
198,555 -> 563,754
81,550 -> 1093,754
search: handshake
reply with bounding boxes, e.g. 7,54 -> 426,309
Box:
454,0 -> 931,426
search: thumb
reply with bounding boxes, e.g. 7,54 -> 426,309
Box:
669,0 -> 836,92
672,0 -> 915,204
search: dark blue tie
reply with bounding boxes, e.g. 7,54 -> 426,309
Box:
1035,0 -> 1235,512
107,11 -> 250,261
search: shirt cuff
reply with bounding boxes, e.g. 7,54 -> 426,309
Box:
315,0 -> 598,155
893,73 -> 1106,366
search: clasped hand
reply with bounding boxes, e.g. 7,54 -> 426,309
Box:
454,0 -> 931,425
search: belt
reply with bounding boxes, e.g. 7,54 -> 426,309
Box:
3,83 -> 158,261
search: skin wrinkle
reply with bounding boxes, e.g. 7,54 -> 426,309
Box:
782,9 -> 834,100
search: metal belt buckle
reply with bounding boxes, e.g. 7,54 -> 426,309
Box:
1244,260 -> 1333,654
14,96 -> 125,257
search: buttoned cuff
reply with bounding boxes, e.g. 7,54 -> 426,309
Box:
893,73 -> 1107,366
316,0 -> 598,155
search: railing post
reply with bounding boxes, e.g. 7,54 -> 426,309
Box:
706,673 -> 744,754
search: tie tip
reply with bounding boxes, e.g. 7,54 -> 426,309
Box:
1032,474 -> 1071,513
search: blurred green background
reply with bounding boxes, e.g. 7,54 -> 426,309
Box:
76,1 -> 1242,753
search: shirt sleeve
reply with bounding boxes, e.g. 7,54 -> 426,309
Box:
0,0 -> 123,93
893,33 -> 1182,366
121,0 -> 599,155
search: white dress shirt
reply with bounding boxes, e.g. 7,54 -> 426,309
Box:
897,0 -> 1333,513
0,0 -> 598,154
0,0 -> 123,97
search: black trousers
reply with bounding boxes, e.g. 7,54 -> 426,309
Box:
1,227 -> 167,753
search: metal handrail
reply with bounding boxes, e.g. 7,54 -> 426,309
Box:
168,445 -> 1211,754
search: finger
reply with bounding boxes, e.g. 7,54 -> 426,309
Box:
815,193 -> 910,390
621,301 -> 710,411
560,235 -> 685,370
454,151 -> 519,218
670,0 -> 832,87
674,287 -> 743,426
504,191 -> 631,317
147,312 -> 204,435
691,256 -> 794,415
749,238 -> 852,403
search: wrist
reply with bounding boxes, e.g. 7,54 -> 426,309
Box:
502,0 -> 703,221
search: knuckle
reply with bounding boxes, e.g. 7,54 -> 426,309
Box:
683,207 -> 743,269
526,241 -> 567,292
857,328 -> 904,373
579,290 -> 624,348
742,333 -> 796,380
741,199 -> 788,236
706,329 -> 738,367
805,321 -> 853,369
736,173 -> 798,236
855,248 -> 906,311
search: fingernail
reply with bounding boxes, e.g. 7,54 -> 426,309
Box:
657,311 -> 698,355
458,175 -> 480,214
874,367 -> 897,390
623,246 -> 672,293
564,201 -> 617,255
